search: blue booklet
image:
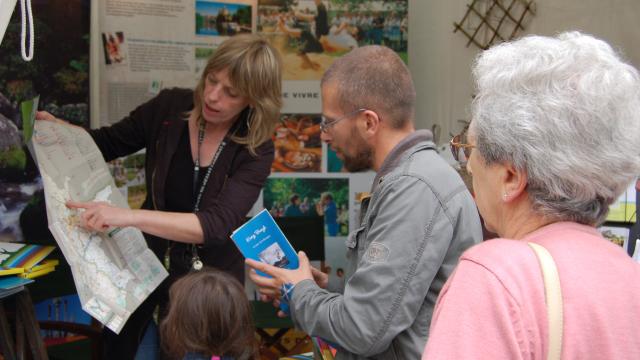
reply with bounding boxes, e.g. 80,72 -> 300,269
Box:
231,209 -> 299,276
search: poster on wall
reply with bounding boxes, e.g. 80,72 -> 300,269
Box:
606,183 -> 637,223
97,0 -> 257,211
272,113 -> 322,173
97,0 -> 398,290
598,225 -> 630,250
257,0 -> 408,80
263,177 -> 349,236
96,0 -> 257,126
107,150 -> 146,209
255,174 -> 374,281
0,0 -> 90,243
257,0 -> 408,113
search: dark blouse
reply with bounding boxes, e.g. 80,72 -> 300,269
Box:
165,129 -> 198,213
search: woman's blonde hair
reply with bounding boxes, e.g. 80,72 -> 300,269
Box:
193,34 -> 283,155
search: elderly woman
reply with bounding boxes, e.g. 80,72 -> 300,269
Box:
423,32 -> 640,359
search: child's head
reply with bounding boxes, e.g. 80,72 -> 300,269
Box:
160,268 -> 257,359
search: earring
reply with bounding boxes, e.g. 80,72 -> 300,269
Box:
502,193 -> 508,201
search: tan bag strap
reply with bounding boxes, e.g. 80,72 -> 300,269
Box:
528,242 -> 563,360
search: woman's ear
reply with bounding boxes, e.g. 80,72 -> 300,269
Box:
501,163 -> 527,202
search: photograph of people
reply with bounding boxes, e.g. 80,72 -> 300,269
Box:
35,34 -> 282,358
263,178 -> 349,236
258,0 -> 408,80
315,191 -> 338,236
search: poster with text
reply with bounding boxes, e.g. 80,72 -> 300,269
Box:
97,0 -> 257,126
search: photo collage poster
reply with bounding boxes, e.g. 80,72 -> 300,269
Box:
97,0 -> 409,279
256,0 -> 408,279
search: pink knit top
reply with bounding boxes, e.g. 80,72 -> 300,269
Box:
423,222 -> 640,359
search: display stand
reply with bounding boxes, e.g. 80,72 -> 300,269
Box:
0,288 -> 49,360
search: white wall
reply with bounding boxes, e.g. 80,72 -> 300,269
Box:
408,0 -> 640,144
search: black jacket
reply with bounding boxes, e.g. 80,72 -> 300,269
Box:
90,88 -> 274,282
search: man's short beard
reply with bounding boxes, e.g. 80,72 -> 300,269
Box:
343,127 -> 373,172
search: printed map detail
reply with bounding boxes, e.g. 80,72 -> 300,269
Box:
31,121 -> 168,334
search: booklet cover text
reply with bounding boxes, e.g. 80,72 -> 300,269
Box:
231,209 -> 299,276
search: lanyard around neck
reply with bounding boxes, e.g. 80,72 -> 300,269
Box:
193,120 -> 226,212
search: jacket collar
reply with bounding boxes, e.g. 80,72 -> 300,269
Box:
372,129 -> 435,191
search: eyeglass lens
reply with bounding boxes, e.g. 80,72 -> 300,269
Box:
450,134 -> 472,162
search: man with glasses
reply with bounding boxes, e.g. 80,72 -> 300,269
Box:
248,45 -> 482,359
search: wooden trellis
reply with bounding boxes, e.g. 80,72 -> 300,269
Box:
454,0 -> 536,50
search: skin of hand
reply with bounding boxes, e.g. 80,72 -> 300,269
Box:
36,111 -> 66,124
311,266 -> 329,289
66,201 -> 133,232
248,251 -> 327,317
35,111 -> 84,130
246,251 -> 317,296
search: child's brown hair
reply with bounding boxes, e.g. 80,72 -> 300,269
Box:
160,268 -> 257,359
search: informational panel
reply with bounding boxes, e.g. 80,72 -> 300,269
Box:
96,0 -> 408,283
96,0 -> 257,126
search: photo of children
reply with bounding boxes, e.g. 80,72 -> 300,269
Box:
258,0 -> 408,80
259,242 -> 291,268
195,1 -> 252,36
272,114 -> 322,172
101,31 -> 126,65
263,178 -> 348,236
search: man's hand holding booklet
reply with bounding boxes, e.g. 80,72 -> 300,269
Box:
231,209 -> 315,316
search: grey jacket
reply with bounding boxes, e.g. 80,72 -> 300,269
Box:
290,130 -> 482,359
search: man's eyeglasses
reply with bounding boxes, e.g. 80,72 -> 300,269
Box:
450,133 -> 475,163
320,108 -> 366,133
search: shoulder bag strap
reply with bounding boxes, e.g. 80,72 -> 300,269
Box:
528,242 -> 563,360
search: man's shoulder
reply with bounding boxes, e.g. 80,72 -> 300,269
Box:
397,145 -> 468,199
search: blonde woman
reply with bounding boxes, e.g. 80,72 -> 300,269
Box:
37,34 -> 282,358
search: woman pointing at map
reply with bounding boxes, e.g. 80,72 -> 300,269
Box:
36,34 -> 282,358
